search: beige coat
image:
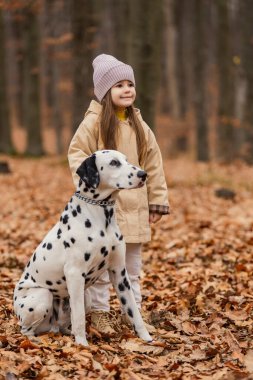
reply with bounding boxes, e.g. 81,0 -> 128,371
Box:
68,100 -> 169,243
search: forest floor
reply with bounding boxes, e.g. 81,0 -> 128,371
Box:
1,156 -> 253,379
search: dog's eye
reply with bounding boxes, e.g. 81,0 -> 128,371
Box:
110,160 -> 121,167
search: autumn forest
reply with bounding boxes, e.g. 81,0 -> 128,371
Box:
1,1 -> 253,379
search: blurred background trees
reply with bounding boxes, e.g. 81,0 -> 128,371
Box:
0,0 -> 253,164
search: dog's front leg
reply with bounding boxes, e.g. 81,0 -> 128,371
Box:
108,245 -> 152,342
64,262 -> 88,346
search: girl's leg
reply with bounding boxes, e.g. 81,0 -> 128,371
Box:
88,271 -> 110,312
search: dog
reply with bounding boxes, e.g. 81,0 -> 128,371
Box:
13,150 -> 152,346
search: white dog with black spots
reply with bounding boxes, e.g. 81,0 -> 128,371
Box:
13,150 -> 152,346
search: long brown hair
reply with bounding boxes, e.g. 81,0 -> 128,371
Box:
100,91 -> 147,166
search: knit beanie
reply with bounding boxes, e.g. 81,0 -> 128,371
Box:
92,54 -> 135,102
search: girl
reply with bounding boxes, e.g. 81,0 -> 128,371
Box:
68,54 -> 169,334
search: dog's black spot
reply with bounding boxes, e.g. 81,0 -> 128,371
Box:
118,283 -> 125,292
93,194 -> 99,199
33,252 -> 37,262
77,205 -> 81,213
24,272 -> 30,280
84,187 -> 88,192
36,269 -> 39,274
84,253 -> 90,261
100,230 -> 105,237
64,241 -> 70,248
29,308 -> 34,312
14,296 -> 17,301
123,277 -> 131,289
62,214 -> 69,224
18,287 -> 23,291
132,166 -> 137,170
46,280 -> 53,286
98,260 -> 105,270
57,228 -> 62,236
42,243 -> 46,248
43,256 -> 46,261
88,236 -> 93,242
85,219 -> 92,228
87,268 -> 94,276
62,276 -> 66,281
56,280 -> 62,285
70,237 -> 75,244
47,243 -> 52,250
70,197 -> 73,203
85,277 -> 91,283
68,225 -> 71,230
49,289 -> 58,293
119,235 -> 123,241
104,207 -> 114,228
127,308 -> 133,318
90,189 -> 95,194
82,273 -> 86,278
101,166 -> 103,170
101,246 -> 106,254
121,268 -> 126,276
21,304 -> 24,308
65,205 -> 68,211
116,183 -> 120,188
31,276 -> 36,283
115,232 -> 119,238
112,246 -> 115,250
129,182 -> 132,185
120,297 -> 127,305
27,260 -> 30,268
72,210 -> 77,217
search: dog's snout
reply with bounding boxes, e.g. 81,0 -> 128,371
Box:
137,170 -> 147,181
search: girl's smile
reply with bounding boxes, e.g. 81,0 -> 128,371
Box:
111,80 -> 136,110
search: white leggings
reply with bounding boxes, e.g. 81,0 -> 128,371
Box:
88,243 -> 142,312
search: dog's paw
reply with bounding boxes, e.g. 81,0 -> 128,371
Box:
75,335 -> 89,346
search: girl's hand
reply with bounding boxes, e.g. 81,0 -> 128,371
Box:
149,212 -> 162,224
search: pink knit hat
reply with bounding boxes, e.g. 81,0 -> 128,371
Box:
92,54 -> 135,102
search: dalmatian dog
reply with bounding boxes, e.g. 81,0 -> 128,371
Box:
13,150 -> 152,346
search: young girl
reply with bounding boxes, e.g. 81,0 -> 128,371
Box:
68,54 -> 169,334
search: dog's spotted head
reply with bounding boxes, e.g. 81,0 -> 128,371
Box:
76,150 -> 147,191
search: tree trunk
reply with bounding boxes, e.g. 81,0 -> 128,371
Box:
0,9 -> 13,153
193,0 -> 209,161
71,0 -> 100,133
162,0 -> 180,117
216,0 -> 235,162
240,0 -> 253,163
23,3 -> 43,156
127,0 -> 163,130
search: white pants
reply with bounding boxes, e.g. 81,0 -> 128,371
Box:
88,243 -> 142,312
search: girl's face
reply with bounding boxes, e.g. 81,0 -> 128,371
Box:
110,80 -> 136,109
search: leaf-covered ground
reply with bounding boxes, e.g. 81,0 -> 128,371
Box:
1,156 -> 253,379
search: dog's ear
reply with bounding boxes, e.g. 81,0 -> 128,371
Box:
76,154 -> 100,189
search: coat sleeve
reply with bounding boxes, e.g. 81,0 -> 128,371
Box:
68,117 -> 98,187
144,127 -> 170,214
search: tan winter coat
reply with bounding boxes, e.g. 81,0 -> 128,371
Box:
68,100 -> 169,243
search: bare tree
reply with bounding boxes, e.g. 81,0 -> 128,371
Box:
71,0 -> 101,133
193,0 -> 209,161
0,8 -> 13,153
127,0 -> 163,130
23,2 -> 43,156
216,0 -> 236,162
